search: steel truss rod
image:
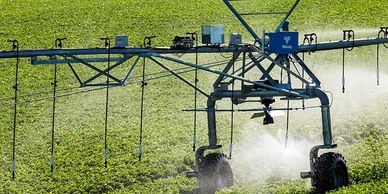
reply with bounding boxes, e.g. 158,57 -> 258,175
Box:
214,52 -> 242,87
225,59 -> 258,85
32,57 -> 126,65
259,55 -> 281,80
248,53 -> 277,85
222,0 -> 261,43
291,54 -> 321,86
0,56 -> 238,106
231,60 -> 254,76
67,55 -> 122,83
241,52 -> 246,87
122,56 -> 141,85
153,54 -> 306,98
67,63 -> 83,86
148,57 -> 210,98
222,53 -> 263,82
223,52 -> 256,77
251,46 -> 310,85
275,0 -> 301,32
77,55 -> 134,86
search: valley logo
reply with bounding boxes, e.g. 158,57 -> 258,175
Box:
282,36 -> 293,49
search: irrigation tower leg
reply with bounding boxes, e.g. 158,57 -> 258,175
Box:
188,96 -> 222,176
312,88 -> 333,146
207,97 -> 218,147
302,87 -> 348,192
193,96 -> 221,170
301,88 -> 336,182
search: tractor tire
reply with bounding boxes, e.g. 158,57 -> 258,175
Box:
313,152 -> 349,193
198,152 -> 234,194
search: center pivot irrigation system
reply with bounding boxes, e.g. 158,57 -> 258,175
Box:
1,0 -> 388,193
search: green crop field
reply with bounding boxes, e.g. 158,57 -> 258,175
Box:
1,0 -> 388,193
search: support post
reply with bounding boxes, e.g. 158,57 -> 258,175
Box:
207,97 -> 217,147
311,87 -> 332,145
301,87 -> 336,186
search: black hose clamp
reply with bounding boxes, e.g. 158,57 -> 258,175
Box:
303,33 -> 318,53
378,27 -> 388,48
144,36 -> 157,48
100,37 -> 111,48
343,30 -> 354,51
55,38 -> 67,49
186,32 -> 197,42
7,39 -> 19,51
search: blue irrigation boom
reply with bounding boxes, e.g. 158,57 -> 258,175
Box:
1,0 -> 388,192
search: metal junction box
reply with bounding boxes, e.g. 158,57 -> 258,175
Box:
268,32 -> 298,54
201,25 -> 225,45
115,35 -> 129,47
229,33 -> 242,46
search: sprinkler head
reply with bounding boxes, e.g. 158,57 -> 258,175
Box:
263,110 -> 274,125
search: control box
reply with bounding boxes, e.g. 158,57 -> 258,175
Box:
115,35 -> 129,47
201,25 -> 225,45
229,33 -> 242,46
268,32 -> 298,54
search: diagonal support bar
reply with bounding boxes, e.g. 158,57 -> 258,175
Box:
154,54 -> 306,98
67,55 -> 122,84
292,53 -> 321,86
222,0 -> 261,43
221,53 -> 262,82
148,57 -> 210,98
259,55 -> 281,80
67,63 -> 83,86
262,53 -> 309,85
122,56 -> 141,85
248,53 -> 277,86
251,46 -> 310,85
81,55 -> 134,85
213,52 -> 241,88
225,60 -> 257,85
275,0 -> 300,32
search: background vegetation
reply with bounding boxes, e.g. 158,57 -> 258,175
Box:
1,0 -> 388,193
